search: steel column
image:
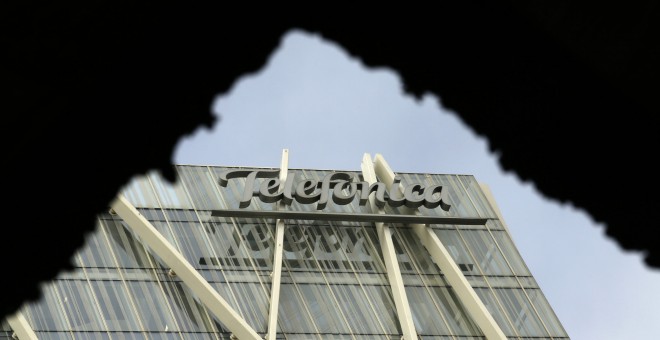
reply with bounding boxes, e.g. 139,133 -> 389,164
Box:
362,153 -> 418,340
266,149 -> 289,340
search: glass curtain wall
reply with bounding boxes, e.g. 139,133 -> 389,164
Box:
13,166 -> 568,340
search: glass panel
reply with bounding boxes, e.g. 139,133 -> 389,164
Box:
83,268 -> 123,281
360,225 -> 388,273
149,170 -> 193,209
362,284 -> 401,336
197,221 -> 240,270
483,276 -> 523,288
320,222 -> 398,336
463,275 -> 489,288
164,209 -> 199,223
429,286 -> 482,336
405,286 -> 452,335
177,165 -> 226,210
279,222 -> 385,278
278,283 -> 318,333
489,227 -> 532,276
434,229 -> 479,276
90,280 -> 141,331
160,280 -> 217,333
458,175 -> 497,218
126,280 -> 180,332
296,284 -> 351,334
391,228 -> 426,276
212,219 -> 274,275
56,280 -> 106,331
473,288 -> 517,337
458,229 -> 513,276
335,224 -> 380,273
392,226 -> 482,337
206,218 -> 273,327
150,220 -> 179,249
216,282 -> 269,333
23,284 -> 69,331
101,218 -> 155,269
525,289 -> 569,337
517,277 -> 539,288
493,288 -> 550,337
167,220 -> 212,266
392,226 -> 442,277
76,224 -> 117,269
330,284 -> 387,335
282,222 -> 319,273
120,174 -> 160,208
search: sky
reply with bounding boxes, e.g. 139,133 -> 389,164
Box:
173,29 -> 660,340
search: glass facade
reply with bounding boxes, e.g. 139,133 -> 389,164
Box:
8,165 -> 569,339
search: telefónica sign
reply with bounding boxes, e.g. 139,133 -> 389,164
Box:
218,169 -> 451,211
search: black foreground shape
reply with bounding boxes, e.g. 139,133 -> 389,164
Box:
3,2 -> 659,319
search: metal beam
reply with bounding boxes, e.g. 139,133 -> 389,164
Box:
110,195 -> 262,340
373,154 -> 506,340
361,153 -> 418,340
266,149 -> 288,340
211,209 -> 487,225
6,312 -> 38,340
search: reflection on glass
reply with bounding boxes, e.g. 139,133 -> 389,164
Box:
126,280 -> 179,332
459,230 -> 513,276
494,288 -> 549,337
12,165 -> 567,340
57,280 -> 105,331
278,284 -> 319,334
474,288 -> 516,337
526,289 -> 568,337
23,285 -> 69,331
90,280 -> 141,331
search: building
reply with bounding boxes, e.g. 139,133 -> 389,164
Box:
3,151 -> 569,339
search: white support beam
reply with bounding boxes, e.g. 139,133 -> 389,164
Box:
373,154 -> 506,340
361,154 -> 418,340
412,226 -> 506,340
6,312 -> 38,340
110,195 -> 262,340
266,149 -> 289,340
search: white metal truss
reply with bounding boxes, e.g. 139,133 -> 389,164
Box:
6,312 -> 37,340
372,154 -> 507,340
110,195 -> 262,340
266,149 -> 288,340
361,153 -> 418,340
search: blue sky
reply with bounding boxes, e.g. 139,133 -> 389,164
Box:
173,29 -> 660,340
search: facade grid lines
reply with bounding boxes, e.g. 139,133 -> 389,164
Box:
4,152 -> 569,340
